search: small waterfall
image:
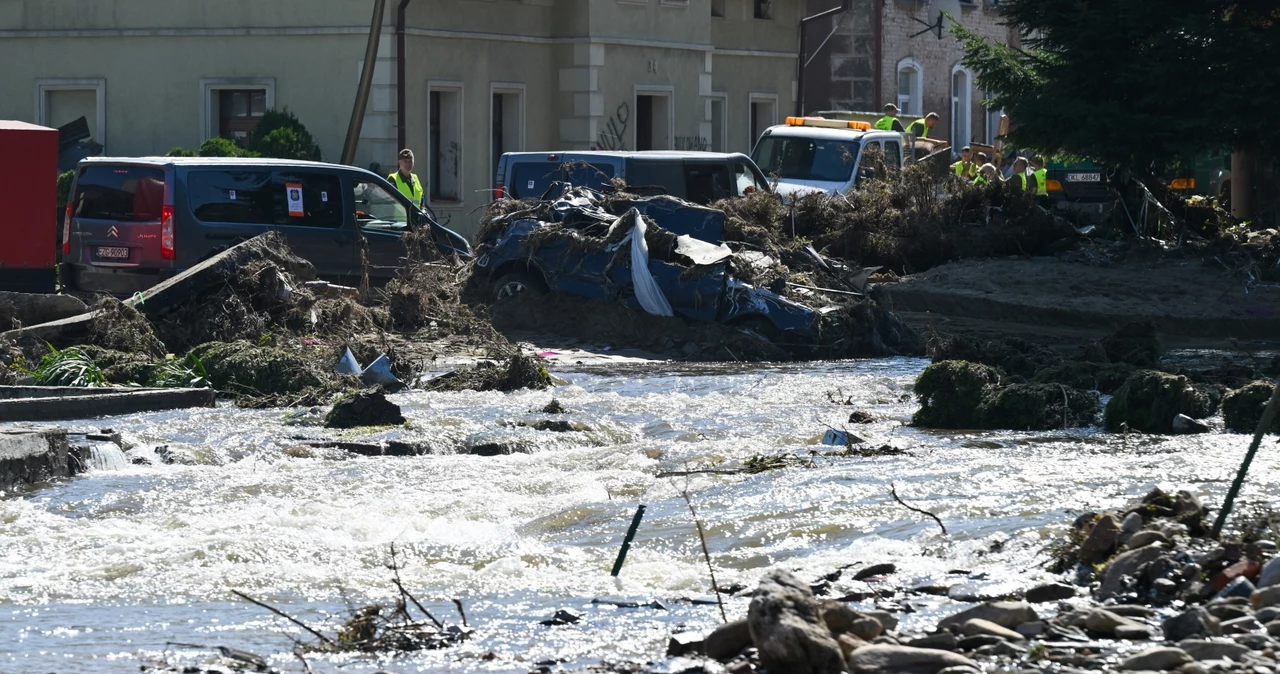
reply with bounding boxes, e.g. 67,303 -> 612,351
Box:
87,444 -> 129,471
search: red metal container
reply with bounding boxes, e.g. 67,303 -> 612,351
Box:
0,121 -> 58,292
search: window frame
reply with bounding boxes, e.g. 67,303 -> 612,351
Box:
748,93 -> 779,153
895,57 -> 923,117
634,84 -> 675,151
489,82 -> 526,189
950,63 -> 974,156
200,78 -> 276,143
35,78 -> 107,150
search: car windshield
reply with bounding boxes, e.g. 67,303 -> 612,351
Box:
752,136 -> 860,183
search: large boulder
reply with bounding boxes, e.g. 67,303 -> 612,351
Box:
1222,381 -> 1279,434
1097,544 -> 1168,600
705,619 -> 752,661
1100,320 -> 1164,367
1104,370 -> 1214,434
1162,607 -> 1222,642
1120,647 -> 1191,671
975,383 -> 1100,430
912,361 -> 1000,429
844,645 -> 979,674
747,569 -> 847,674
324,390 -> 405,429
1078,514 -> 1122,564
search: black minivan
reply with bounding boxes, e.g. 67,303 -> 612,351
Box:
60,157 -> 470,295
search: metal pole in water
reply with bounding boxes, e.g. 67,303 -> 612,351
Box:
1212,376 -> 1280,538
610,504 -> 647,577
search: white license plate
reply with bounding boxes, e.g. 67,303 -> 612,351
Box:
96,246 -> 130,259
1066,173 -> 1101,182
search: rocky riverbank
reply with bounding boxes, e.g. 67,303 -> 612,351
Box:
631,488 -> 1280,674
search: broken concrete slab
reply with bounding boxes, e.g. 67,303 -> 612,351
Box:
0,426 -> 77,492
0,291 -> 88,327
0,386 -> 216,422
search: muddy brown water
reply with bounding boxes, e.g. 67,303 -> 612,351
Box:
1,355 -> 1277,672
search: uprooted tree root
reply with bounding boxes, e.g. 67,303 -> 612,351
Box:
233,545 -> 471,656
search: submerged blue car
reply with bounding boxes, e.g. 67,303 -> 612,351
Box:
473,185 -> 822,346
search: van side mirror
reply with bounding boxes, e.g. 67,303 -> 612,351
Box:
858,166 -> 877,182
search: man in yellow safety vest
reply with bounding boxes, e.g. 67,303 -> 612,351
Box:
1005,157 -> 1030,192
906,112 -> 939,139
873,104 -> 905,133
1030,155 -> 1051,206
951,146 -> 976,179
388,148 -> 423,204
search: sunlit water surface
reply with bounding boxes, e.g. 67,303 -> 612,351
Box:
2,357 -> 1277,673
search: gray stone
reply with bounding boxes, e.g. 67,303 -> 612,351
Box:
1221,616 -> 1264,635
705,619 -> 752,661
667,630 -> 706,656
1154,578 -> 1179,594
1108,605 -> 1157,618
747,570 -> 847,674
1015,621 -> 1046,638
845,644 -> 979,674
1207,603 -> 1252,622
1025,582 -> 1076,603
837,633 -> 868,660
1177,639 -> 1250,662
1266,620 -> 1280,637
1177,663 -> 1209,674
1257,607 -> 1280,624
1258,556 -> 1280,589
1099,545 -> 1169,599
864,609 -> 899,633
1172,414 -> 1210,434
1163,607 -> 1223,642
854,563 -> 898,581
1127,530 -> 1171,550
908,632 -> 957,651
1120,647 -> 1193,671
937,601 -> 1038,631
1116,624 -> 1153,640
1252,586 -> 1280,610
1230,633 -> 1273,650
1216,577 -> 1257,601
848,616 -> 886,641
821,600 -> 859,635
1122,511 -> 1145,536
975,640 -> 1026,657
961,618 -> 1024,641
955,634 -> 1003,650
1080,514 -> 1122,564
0,291 -> 88,326
1086,608 -> 1142,635
935,668 -> 982,674
324,390 -> 405,428
0,426 -> 77,492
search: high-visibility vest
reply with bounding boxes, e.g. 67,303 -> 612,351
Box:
1017,173 -> 1028,191
974,175 -> 989,186
952,161 -> 973,178
874,116 -> 896,131
907,119 -> 929,139
1033,168 -> 1048,195
389,171 -> 422,201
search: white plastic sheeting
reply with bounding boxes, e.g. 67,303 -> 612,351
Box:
605,208 -> 673,317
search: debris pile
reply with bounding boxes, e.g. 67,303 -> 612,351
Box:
473,184 -> 921,360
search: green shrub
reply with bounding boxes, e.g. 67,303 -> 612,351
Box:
1222,381 -> 1279,434
165,146 -> 198,157
247,108 -> 322,161
912,360 -> 1001,428
198,137 -> 258,158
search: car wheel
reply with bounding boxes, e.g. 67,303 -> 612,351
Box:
493,271 -> 547,303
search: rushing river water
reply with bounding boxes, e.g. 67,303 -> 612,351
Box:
2,356 -> 1278,673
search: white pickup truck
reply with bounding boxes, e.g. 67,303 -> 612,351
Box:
749,116 -> 922,198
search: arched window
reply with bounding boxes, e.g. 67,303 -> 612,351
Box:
896,57 -> 923,117
950,63 -> 973,153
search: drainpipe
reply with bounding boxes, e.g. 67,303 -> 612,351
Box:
797,0 -> 852,117
396,0 -> 412,152
873,0 -> 882,110
341,0 -> 389,165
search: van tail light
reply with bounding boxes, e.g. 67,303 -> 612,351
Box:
160,205 -> 175,260
61,202 -> 73,255
494,183 -> 505,200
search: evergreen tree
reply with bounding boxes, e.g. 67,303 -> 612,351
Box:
952,1 -> 1280,177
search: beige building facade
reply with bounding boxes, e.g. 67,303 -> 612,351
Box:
0,0 -> 802,239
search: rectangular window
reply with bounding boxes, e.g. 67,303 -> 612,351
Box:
491,89 -> 524,185
429,86 -> 462,201
217,89 -> 267,143
684,163 -> 733,203
37,79 -> 107,150
274,172 -> 343,228
883,140 -> 902,175
72,165 -> 164,222
710,97 -> 726,152
634,93 -> 670,151
508,161 -> 616,199
353,179 -> 409,232
754,0 -> 771,19
187,170 -> 274,224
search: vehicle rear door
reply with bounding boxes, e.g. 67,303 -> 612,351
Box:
185,168 -> 278,265
68,164 -> 169,270
623,159 -> 686,199
507,160 -> 561,199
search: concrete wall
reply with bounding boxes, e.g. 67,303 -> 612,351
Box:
0,0 -> 800,240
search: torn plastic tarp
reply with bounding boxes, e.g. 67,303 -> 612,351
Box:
335,347 -> 403,389
675,236 -> 733,266
605,208 -> 673,317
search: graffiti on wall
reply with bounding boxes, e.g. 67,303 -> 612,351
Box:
596,102 -> 630,151
674,136 -> 710,151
